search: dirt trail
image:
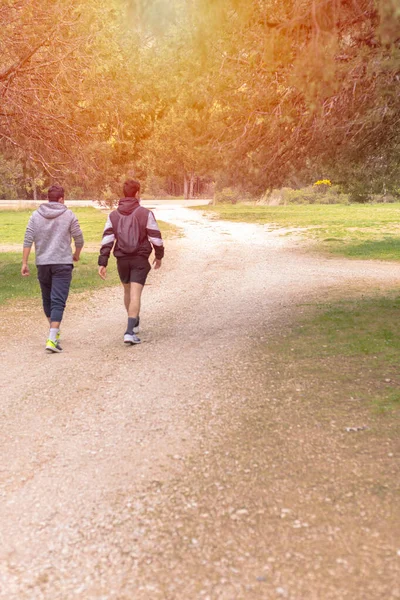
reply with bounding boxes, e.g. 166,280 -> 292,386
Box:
0,209 -> 399,599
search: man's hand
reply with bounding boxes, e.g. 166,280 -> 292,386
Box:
73,250 -> 81,262
21,263 -> 30,277
153,258 -> 162,270
98,266 -> 107,280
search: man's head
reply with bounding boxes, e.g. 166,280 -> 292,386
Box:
48,185 -> 64,202
123,179 -> 140,198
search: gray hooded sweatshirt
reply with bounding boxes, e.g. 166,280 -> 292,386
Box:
23,202 -> 84,265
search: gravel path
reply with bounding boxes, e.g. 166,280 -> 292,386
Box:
0,208 -> 399,599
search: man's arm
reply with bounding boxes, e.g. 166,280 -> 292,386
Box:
21,215 -> 34,276
71,215 -> 84,261
21,247 -> 31,276
98,215 -> 115,279
146,211 -> 164,269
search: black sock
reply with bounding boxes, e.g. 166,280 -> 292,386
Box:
126,317 -> 138,335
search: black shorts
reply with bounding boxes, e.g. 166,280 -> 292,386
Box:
117,256 -> 151,285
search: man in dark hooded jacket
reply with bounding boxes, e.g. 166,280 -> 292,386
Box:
97,179 -> 164,345
21,185 -> 84,353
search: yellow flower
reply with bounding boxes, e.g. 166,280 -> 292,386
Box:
313,179 -> 332,186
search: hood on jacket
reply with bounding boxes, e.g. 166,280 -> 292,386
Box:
117,197 -> 140,215
37,202 -> 68,219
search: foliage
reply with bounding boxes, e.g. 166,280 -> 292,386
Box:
145,176 -> 169,198
314,181 -> 332,187
281,186 -> 349,205
1,1 -> 400,198
189,0 -> 400,195
258,185 -> 349,205
214,188 -> 242,205
0,154 -> 23,199
313,180 -> 332,194
99,187 -> 118,210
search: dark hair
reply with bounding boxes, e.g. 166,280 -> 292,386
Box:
48,185 -> 64,202
123,179 -> 140,198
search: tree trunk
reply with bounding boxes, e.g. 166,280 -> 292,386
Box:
189,173 -> 195,199
22,159 -> 29,199
183,174 -> 189,199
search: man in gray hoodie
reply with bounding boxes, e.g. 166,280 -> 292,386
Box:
21,185 -> 84,353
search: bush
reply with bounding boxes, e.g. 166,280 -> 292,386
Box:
346,181 -> 372,203
145,175 -> 168,198
283,186 -> 317,204
288,186 -> 350,204
214,187 -> 241,204
99,185 -> 118,210
313,179 -> 332,194
373,194 -> 397,203
349,191 -> 371,203
258,188 -> 292,205
259,185 -> 350,205
68,186 -> 85,200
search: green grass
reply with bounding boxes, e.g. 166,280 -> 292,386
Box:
157,220 -> 183,239
0,207 -> 179,244
0,253 -> 120,305
330,238 -> 400,260
372,389 -> 400,413
274,293 -> 400,413
0,207 -> 180,305
193,203 -> 400,261
293,295 -> 400,361
0,207 -> 107,244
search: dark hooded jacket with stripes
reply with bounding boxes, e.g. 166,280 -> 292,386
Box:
98,197 -> 164,267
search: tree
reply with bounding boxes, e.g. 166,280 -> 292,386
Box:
191,0 -> 400,194
1,0 -> 399,198
0,0 -> 144,193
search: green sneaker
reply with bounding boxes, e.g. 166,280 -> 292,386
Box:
55,330 -> 62,351
46,339 -> 63,353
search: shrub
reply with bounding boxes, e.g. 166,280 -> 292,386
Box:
346,181 -> 372,203
214,187 -> 241,204
145,175 -> 168,198
258,188 -> 292,205
99,185 -> 118,209
69,186 -> 85,200
288,186 -> 350,205
349,191 -> 371,203
283,186 -> 316,204
313,179 -> 332,194
259,185 -> 350,205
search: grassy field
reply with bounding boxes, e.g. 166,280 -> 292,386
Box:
194,203 -> 400,260
0,253 -> 121,304
0,207 -> 179,245
0,207 -> 179,305
270,292 -> 400,413
193,203 -> 400,414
